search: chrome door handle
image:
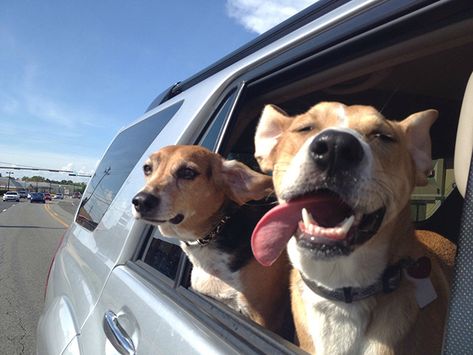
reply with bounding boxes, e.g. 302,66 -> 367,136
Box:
103,310 -> 136,355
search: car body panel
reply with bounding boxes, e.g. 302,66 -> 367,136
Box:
36,296 -> 79,355
79,266 -> 240,354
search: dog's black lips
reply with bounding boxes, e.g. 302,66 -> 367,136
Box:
141,213 -> 184,225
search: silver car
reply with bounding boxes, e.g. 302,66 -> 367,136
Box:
38,0 -> 473,354
3,191 -> 20,202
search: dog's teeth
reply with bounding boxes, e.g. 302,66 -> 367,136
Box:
339,215 -> 355,234
302,208 -> 315,228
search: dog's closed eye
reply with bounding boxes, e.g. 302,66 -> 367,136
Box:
293,124 -> 315,133
370,131 -> 397,143
176,166 -> 199,180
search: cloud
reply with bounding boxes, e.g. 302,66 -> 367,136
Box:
226,0 -> 315,34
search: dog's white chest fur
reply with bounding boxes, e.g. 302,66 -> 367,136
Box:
302,284 -> 375,355
182,243 -> 248,314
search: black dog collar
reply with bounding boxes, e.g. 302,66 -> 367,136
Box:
301,258 -> 416,303
184,215 -> 232,247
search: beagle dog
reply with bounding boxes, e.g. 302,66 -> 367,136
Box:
132,145 -> 291,337
251,102 -> 455,354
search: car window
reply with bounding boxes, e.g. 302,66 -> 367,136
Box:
199,89 -> 237,151
199,15 -> 470,350
138,230 -> 183,281
76,101 -> 183,231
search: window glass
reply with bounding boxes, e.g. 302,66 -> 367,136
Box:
76,101 -> 183,231
143,236 -> 182,280
200,90 -> 236,150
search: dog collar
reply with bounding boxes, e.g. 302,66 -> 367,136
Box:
184,215 -> 232,247
301,258 -> 417,303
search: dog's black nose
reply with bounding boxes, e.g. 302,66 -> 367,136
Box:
310,130 -> 364,174
132,191 -> 160,214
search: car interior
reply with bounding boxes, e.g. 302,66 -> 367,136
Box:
134,16 -> 473,352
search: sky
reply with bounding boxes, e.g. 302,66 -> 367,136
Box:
0,0 -> 314,182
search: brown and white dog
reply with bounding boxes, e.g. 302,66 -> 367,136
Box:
132,145 -> 291,336
251,102 -> 455,354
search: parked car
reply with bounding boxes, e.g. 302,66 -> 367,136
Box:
30,192 -> 45,203
18,190 -> 28,198
44,193 -> 52,201
54,193 -> 64,199
38,1 -> 473,354
72,191 -> 82,199
2,191 -> 20,202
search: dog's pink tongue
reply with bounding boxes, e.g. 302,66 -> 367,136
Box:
252,196 -> 331,266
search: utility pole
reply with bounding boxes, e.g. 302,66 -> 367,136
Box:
6,171 -> 14,190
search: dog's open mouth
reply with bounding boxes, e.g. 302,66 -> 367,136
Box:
251,190 -> 385,266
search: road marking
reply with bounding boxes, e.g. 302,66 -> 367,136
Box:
44,204 -> 70,228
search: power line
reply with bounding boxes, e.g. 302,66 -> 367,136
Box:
0,165 -> 91,177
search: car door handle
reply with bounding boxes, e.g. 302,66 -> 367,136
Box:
103,310 -> 136,355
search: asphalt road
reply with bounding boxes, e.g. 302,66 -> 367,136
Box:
0,199 -> 77,354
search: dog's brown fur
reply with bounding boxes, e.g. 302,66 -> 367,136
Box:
253,102 -> 456,354
133,145 -> 291,336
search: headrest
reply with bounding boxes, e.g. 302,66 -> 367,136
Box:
454,72 -> 473,198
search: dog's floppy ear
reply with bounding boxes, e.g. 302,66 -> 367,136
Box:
400,109 -> 438,186
216,159 -> 273,205
254,104 -> 292,173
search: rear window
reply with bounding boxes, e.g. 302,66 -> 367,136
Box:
76,101 -> 183,231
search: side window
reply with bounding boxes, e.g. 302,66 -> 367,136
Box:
76,101 -> 183,231
204,35 -> 470,351
138,230 -> 183,281
200,89 -> 238,151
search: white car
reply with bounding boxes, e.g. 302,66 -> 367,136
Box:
3,191 -> 20,202
38,1 -> 473,354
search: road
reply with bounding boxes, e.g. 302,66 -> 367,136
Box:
0,199 -> 78,354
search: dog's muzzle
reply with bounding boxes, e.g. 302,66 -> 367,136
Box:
132,191 -> 184,225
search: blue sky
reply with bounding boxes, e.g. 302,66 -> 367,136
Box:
0,0 -> 312,182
